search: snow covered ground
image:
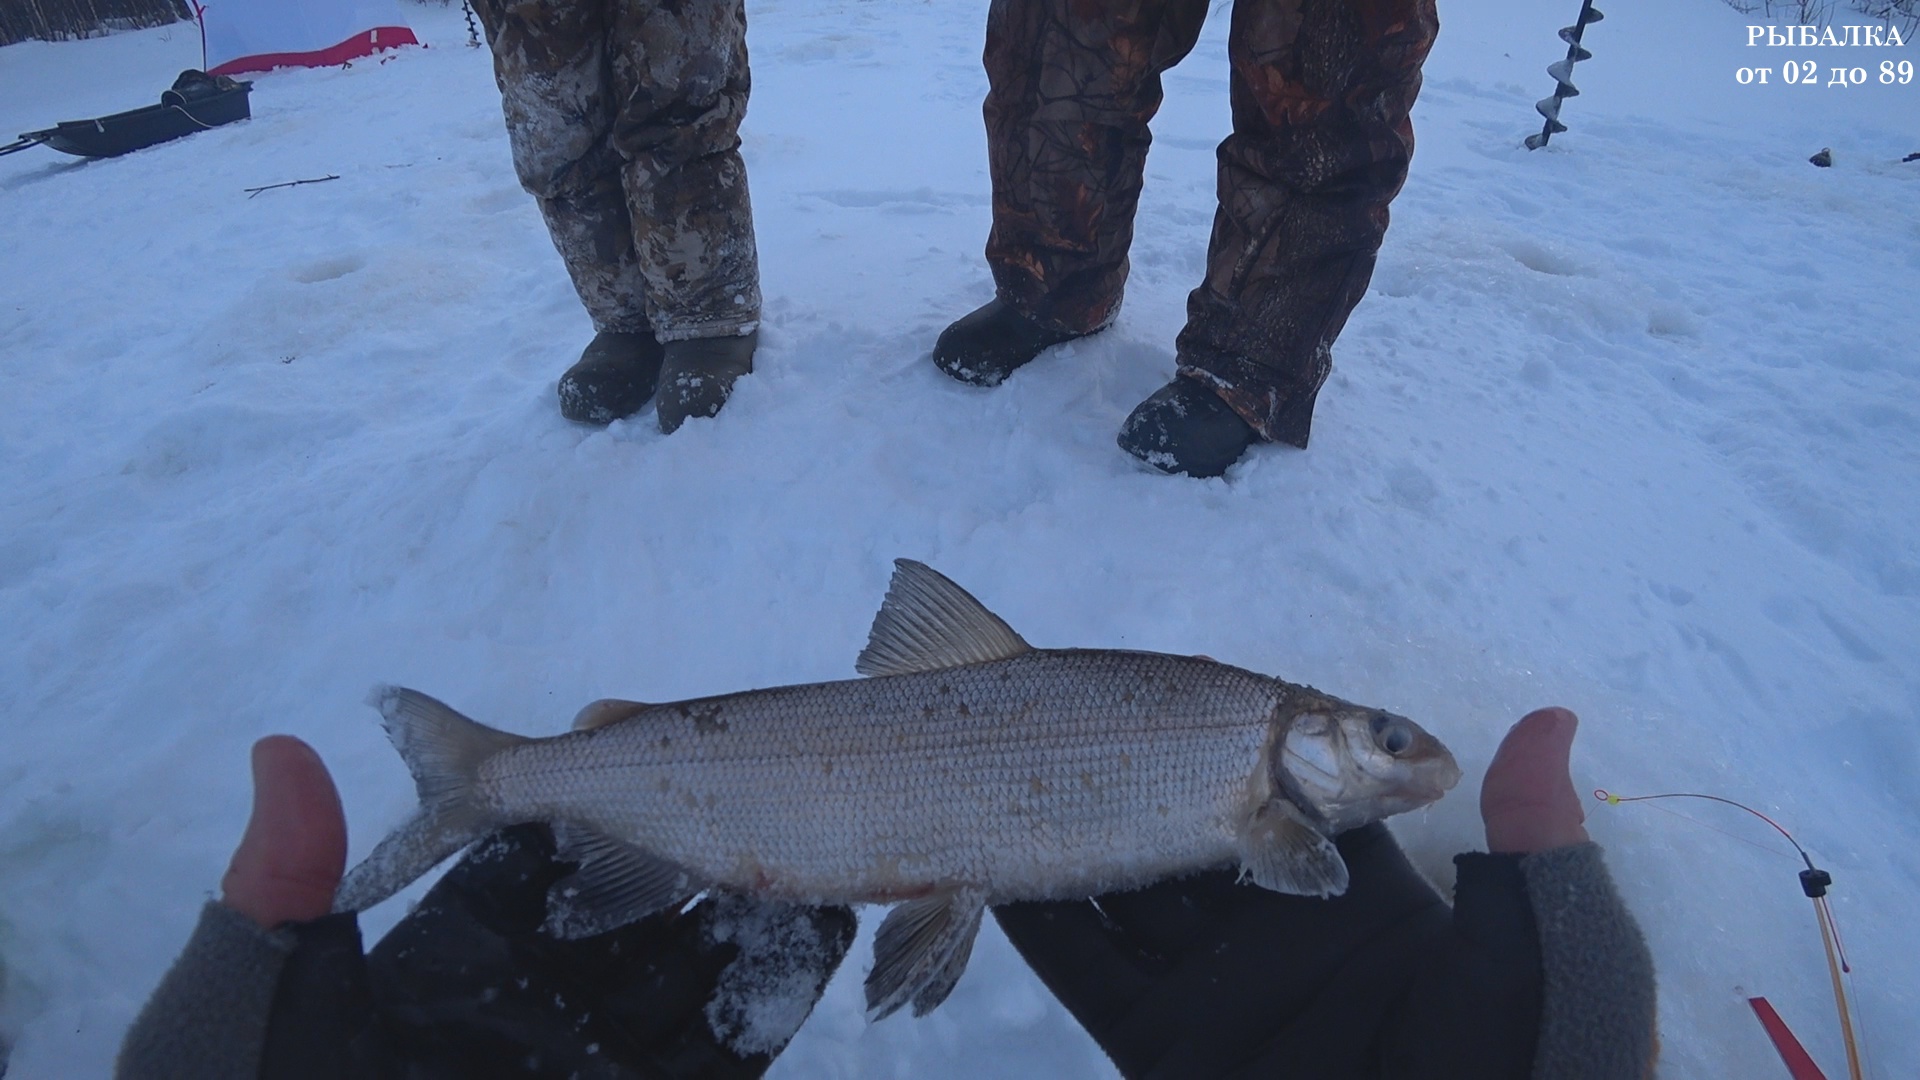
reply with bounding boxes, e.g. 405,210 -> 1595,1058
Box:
2,0 -> 1916,1075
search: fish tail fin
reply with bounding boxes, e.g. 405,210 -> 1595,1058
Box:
374,685 -> 526,815
331,686 -> 527,913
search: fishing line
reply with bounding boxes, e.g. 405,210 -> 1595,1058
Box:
1595,790 -> 1811,865
1626,799 -> 1798,863
1595,789 -> 1864,1080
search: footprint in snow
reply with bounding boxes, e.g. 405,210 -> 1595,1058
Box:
288,254 -> 366,284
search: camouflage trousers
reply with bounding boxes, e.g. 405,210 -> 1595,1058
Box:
983,0 -> 1439,445
471,0 -> 759,341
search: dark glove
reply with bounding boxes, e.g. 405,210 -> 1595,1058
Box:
259,824 -> 855,1080
992,823 -> 1544,1080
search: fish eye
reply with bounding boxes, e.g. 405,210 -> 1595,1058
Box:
1371,713 -> 1414,755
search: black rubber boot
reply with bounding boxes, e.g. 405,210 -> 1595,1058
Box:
557,330 -> 665,425
933,298 -> 1089,387
1117,377 -> 1261,478
656,331 -> 757,434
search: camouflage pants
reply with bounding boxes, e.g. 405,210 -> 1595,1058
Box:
983,0 -> 1439,445
471,0 -> 759,341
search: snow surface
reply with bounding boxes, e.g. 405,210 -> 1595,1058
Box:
2,1 -> 1916,1076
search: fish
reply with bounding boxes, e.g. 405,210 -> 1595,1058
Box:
334,559 -> 1461,1020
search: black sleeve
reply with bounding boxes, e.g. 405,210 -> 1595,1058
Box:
993,823 -> 1477,1079
994,825 -> 1558,1080
257,825 -> 854,1080
259,914 -> 396,1079
1375,853 -> 1542,1080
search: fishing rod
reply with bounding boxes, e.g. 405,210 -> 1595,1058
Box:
1595,789 -> 1863,1080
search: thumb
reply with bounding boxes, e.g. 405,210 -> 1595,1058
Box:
221,735 -> 348,927
1481,707 -> 1590,854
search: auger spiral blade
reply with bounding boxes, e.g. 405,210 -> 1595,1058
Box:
1526,0 -> 1604,149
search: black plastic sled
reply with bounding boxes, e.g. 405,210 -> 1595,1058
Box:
1,70 -> 252,159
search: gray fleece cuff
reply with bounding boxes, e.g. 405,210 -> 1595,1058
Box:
116,901 -> 296,1080
1521,843 -> 1658,1080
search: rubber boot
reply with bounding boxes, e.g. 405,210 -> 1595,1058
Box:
933,299 -> 1089,387
557,330 -> 665,425
1116,377 -> 1261,478
656,331 -> 757,434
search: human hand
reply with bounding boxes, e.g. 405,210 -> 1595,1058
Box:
1482,707 -> 1589,854
219,736 -> 853,1079
219,735 -> 346,928
992,708 -> 1592,1079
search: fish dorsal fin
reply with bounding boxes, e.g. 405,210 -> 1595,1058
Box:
855,560 -> 1030,677
571,698 -> 652,731
865,887 -> 987,1021
1238,800 -> 1350,898
543,822 -> 705,939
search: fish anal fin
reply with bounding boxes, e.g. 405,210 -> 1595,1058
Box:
865,886 -> 986,1021
909,916 -> 980,1016
1238,800 -> 1349,899
571,698 -> 652,731
543,822 -> 704,939
333,808 -> 475,914
854,560 -> 1030,677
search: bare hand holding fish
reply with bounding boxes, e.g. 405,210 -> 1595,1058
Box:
333,559 -> 1463,1020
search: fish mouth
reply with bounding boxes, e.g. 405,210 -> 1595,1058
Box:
1411,761 -> 1464,804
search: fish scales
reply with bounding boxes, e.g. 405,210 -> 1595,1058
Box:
483,650 -> 1282,902
337,559 -> 1460,1022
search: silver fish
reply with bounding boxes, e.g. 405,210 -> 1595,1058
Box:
335,559 -> 1461,1020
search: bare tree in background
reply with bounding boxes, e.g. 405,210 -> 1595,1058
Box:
1723,0 -> 1920,35
1854,0 -> 1920,33
1,0 -> 192,47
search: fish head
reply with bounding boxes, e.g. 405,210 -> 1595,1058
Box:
1273,698 -> 1462,833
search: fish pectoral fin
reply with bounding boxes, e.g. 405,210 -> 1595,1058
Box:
543,822 -> 704,940
854,559 -> 1031,677
571,698 -> 652,731
1238,800 -> 1350,899
864,886 -> 987,1021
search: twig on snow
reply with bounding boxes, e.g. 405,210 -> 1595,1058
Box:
245,175 -> 341,198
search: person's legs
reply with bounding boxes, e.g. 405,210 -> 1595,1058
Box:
607,0 -> 760,430
983,0 -> 1210,333
936,0 -> 1210,386
471,0 -> 665,423
1158,0 -> 1439,453
607,0 -> 760,344
473,0 -> 652,335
